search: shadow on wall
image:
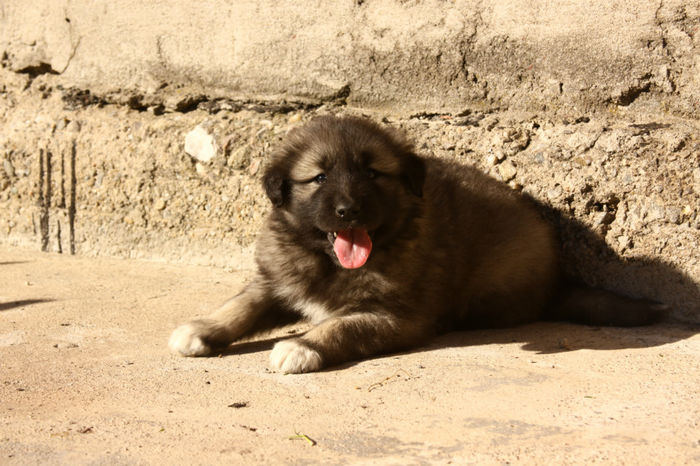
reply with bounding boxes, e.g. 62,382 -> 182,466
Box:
540,201 -> 700,326
428,321 -> 699,355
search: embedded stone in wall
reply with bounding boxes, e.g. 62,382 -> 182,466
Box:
184,125 -> 217,163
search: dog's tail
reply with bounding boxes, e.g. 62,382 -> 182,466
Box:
547,283 -> 670,327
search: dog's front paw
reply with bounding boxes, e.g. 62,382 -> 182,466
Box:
168,322 -> 212,357
269,339 -> 322,374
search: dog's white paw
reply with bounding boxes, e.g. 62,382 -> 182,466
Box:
269,340 -> 322,374
168,323 -> 212,357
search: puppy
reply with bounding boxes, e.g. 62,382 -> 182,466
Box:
169,116 -> 664,373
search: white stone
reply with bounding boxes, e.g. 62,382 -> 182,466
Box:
195,162 -> 208,176
185,125 -> 217,163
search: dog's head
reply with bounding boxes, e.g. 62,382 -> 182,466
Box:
263,116 -> 425,269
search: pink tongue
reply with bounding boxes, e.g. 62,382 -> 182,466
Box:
333,228 -> 373,269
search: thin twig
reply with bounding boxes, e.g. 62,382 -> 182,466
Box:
289,431 -> 316,446
367,368 -> 414,392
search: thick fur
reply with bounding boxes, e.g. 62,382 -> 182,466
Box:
169,116 -> 665,373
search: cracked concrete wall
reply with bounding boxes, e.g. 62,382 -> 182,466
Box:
1,1 -> 699,322
2,1 -> 698,116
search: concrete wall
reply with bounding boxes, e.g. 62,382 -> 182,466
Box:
3,1 -> 699,116
1,1 -> 698,322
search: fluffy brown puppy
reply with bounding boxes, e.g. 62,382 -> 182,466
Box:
169,116 -> 664,373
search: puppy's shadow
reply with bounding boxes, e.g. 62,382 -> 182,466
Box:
427,322 -> 698,356
212,334 -> 288,357
537,198 -> 700,325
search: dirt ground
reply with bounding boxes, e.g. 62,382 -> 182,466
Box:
1,246 -> 699,465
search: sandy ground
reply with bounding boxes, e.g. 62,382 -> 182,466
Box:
1,246 -> 699,465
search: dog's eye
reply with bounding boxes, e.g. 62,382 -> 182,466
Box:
313,174 -> 327,184
367,169 -> 379,179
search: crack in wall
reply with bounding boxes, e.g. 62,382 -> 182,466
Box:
59,85 -> 329,116
69,140 -> 76,255
57,35 -> 81,74
56,218 -> 62,253
58,2 -> 82,74
38,148 -> 51,252
37,143 -> 76,254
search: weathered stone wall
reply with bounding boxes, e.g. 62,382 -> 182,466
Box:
2,1 -> 699,116
1,1 -> 698,322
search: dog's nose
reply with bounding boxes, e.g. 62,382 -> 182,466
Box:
335,201 -> 360,219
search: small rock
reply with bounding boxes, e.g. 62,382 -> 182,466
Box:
663,133 -> 686,152
195,162 -> 208,177
646,203 -> 665,222
228,144 -> 252,170
149,104 -> 166,115
248,159 -> 261,176
3,160 -> 15,178
288,113 -> 302,124
53,342 -> 79,349
185,126 -> 217,163
547,185 -> 563,200
547,79 -> 563,96
485,153 -> 499,167
124,208 -> 145,226
666,207 -> 682,224
228,402 -> 249,409
55,117 -> 69,131
592,211 -> 615,227
492,129 -> 513,146
565,128 -> 603,153
627,206 -> 644,229
154,198 -> 166,211
497,160 -> 517,182
621,169 -> 635,185
482,116 -> 499,131
572,156 -> 591,167
91,170 -> 104,188
617,235 -> 631,248
492,128 -> 530,156
594,131 -> 622,153
222,134 -> 243,157
66,120 -> 81,133
167,94 -> 206,112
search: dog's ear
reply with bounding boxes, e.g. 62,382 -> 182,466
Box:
401,151 -> 426,198
262,162 -> 290,208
